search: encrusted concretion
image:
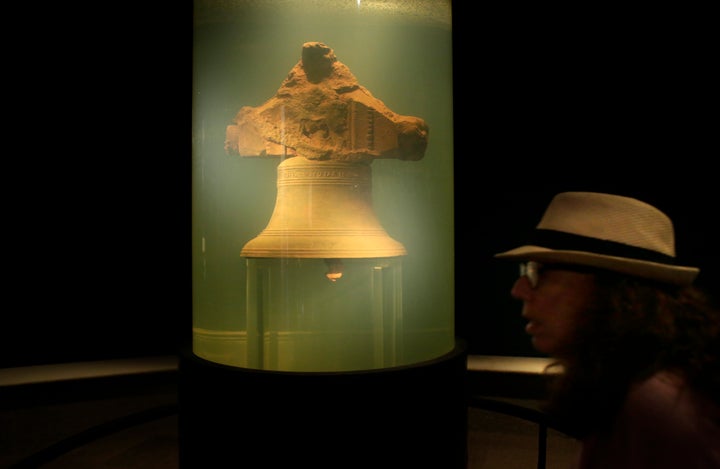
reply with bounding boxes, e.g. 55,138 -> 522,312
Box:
225,42 -> 428,163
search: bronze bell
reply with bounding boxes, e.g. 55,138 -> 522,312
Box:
225,42 -> 428,263
240,155 -> 406,259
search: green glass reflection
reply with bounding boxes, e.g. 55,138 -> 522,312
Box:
192,0 -> 454,371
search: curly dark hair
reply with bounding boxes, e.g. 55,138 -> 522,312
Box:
543,272 -> 720,438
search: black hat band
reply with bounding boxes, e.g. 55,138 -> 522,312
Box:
528,229 -> 677,265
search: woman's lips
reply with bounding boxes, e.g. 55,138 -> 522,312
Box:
525,320 -> 541,335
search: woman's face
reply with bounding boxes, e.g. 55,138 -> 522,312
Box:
510,261 -> 597,357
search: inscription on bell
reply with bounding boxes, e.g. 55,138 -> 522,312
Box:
283,167 -> 368,181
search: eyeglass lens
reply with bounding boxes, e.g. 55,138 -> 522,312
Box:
519,261 -> 540,288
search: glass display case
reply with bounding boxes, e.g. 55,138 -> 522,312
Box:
183,2 -> 465,467
192,0 -> 455,372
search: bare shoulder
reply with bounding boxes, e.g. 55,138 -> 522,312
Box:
622,370 -> 720,456
624,371 -> 711,423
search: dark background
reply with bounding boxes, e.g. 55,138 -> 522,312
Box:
3,3 -> 717,367
452,5 -> 718,355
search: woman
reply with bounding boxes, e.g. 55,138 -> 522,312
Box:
494,191 -> 720,469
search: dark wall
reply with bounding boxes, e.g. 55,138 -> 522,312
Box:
2,3 -> 193,368
452,5 -> 719,355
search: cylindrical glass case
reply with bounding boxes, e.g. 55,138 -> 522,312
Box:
192,0 -> 454,372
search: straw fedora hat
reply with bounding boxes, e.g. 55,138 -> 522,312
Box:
494,192 -> 699,285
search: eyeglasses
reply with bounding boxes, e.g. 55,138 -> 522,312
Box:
519,261 -> 542,289
519,261 -> 596,288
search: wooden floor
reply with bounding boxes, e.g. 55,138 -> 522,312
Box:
1,356 -> 580,468
40,414 -> 179,469
468,407 -> 579,469
3,404 -> 579,469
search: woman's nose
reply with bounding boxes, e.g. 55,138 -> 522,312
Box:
510,275 -> 533,301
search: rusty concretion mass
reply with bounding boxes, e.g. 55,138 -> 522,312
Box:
225,42 -> 428,163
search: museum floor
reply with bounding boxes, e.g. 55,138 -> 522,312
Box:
0,356 -> 580,469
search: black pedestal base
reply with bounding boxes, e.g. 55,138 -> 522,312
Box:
178,341 -> 468,468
